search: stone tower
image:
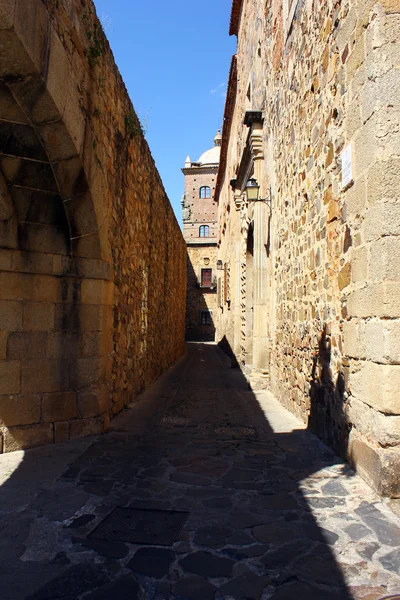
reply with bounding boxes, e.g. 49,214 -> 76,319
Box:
181,131 -> 221,340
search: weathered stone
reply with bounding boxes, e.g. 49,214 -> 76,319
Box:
0,394 -> 40,426
172,576 -> 216,600
3,423 -> 53,452
83,575 -> 141,600
219,573 -> 271,598
128,548 -> 175,578
179,551 -> 234,577
25,564 -> 110,600
0,360 -> 20,394
80,540 -> 129,559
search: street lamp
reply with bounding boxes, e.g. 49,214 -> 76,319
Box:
245,178 -> 272,211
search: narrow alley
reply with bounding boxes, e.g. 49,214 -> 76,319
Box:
0,343 -> 399,600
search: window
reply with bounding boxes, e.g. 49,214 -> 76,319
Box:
200,186 -> 211,199
199,310 -> 212,326
199,225 -> 209,237
201,268 -> 212,287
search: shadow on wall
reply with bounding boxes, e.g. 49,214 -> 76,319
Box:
309,324 -> 350,461
185,255 -> 216,342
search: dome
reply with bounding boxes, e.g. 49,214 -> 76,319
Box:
198,145 -> 221,165
197,129 -> 222,165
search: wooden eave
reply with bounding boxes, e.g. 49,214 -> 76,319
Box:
229,0 -> 244,36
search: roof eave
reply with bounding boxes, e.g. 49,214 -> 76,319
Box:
229,0 -> 244,36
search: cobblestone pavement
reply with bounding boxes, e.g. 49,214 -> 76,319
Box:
1,343 -> 400,600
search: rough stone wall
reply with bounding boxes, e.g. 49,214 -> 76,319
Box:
0,0 -> 186,452
217,0 -> 400,496
185,245 -> 218,341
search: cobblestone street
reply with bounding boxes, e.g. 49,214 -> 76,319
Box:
0,343 -> 399,600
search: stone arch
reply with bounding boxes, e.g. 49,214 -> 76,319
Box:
0,0 -> 107,260
0,2 -> 113,452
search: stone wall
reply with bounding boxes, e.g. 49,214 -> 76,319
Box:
0,0 -> 186,451
186,245 -> 218,341
216,0 -> 400,496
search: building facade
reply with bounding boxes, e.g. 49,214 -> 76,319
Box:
182,133 -> 221,341
216,0 -> 400,497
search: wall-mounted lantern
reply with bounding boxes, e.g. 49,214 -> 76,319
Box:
216,259 -> 224,270
245,178 -> 272,211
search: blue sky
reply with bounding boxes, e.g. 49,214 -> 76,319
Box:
92,0 -> 236,225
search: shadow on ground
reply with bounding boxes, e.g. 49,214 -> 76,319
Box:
0,343 -> 399,600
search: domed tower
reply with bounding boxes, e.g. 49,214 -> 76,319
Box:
181,131 -> 221,341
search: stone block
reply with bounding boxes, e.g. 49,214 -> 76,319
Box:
54,304 -> 110,332
69,416 -> 106,440
54,421 -> 70,444
11,250 -> 53,275
81,279 -> 114,306
46,28 -> 70,118
343,176 -> 366,215
71,233 -> 102,261
47,332 -> 78,360
365,319 -> 400,364
348,396 -> 400,447
353,116 -> 378,177
338,262 -> 351,290
14,0 -> 49,75
52,256 -> 112,281
70,357 -> 106,389
0,300 -> 22,330
21,360 -> 69,393
7,331 -> 47,359
343,319 -> 366,359
350,361 -> 400,414
351,246 -> 367,283
0,360 -> 20,394
347,282 -> 400,318
78,387 -> 109,418
3,423 -> 53,452
62,80 -> 85,155
42,391 -> 77,422
0,332 -> 7,360
348,431 -> 400,497
0,272 -> 61,302
364,202 -> 400,242
23,302 -> 55,331
0,393 -> 40,426
369,237 -> 400,281
367,157 -> 400,204
0,0 -> 15,30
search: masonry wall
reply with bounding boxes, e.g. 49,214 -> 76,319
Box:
186,245 -> 218,341
0,0 -> 186,452
182,168 -> 219,242
217,0 -> 400,496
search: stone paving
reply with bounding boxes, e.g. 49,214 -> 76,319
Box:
0,342 -> 400,600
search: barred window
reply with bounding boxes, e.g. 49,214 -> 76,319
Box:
201,268 -> 212,287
